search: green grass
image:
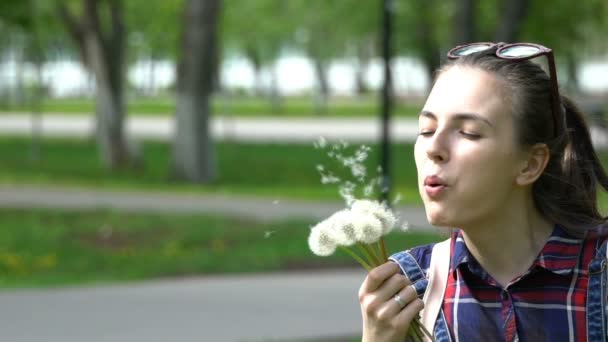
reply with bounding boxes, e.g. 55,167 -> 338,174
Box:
0,95 -> 422,118
0,137 -> 422,204
0,208 -> 443,288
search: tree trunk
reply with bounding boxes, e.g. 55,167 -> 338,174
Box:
57,0 -> 131,169
147,54 -> 156,96
269,64 -> 282,114
355,40 -> 372,95
494,0 -> 530,43
172,0 -> 220,183
414,0 -> 442,91
565,51 -> 580,94
245,46 -> 263,96
14,50 -> 25,108
312,57 -> 329,116
453,0 -> 476,46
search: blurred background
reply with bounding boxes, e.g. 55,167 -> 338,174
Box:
0,0 -> 607,341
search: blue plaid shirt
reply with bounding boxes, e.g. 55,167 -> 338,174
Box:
396,225 -> 608,342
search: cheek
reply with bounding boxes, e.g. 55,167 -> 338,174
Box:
413,140 -> 426,175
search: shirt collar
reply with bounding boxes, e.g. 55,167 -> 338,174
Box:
449,225 -> 583,276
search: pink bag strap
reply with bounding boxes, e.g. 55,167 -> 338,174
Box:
421,238 -> 451,341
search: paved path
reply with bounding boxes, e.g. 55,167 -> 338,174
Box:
0,113 -> 419,143
0,185 -> 434,230
0,269 -> 366,342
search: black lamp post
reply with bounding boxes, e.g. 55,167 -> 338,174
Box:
380,0 -> 394,205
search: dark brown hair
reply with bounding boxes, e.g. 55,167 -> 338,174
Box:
440,47 -> 608,235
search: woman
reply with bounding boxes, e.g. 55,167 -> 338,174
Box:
359,42 -> 608,342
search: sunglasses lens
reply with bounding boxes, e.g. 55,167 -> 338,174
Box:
498,45 -> 542,58
450,44 -> 493,57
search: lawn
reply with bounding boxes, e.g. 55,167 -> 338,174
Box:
0,137 -> 423,204
0,208 -> 443,288
0,95 -> 423,118
3,136 -> 608,210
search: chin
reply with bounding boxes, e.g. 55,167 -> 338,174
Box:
424,202 -> 454,228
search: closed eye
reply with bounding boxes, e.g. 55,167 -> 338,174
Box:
418,131 -> 434,137
460,131 -> 481,139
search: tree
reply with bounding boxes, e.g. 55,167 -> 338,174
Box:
57,0 -> 132,169
223,0 -> 288,96
494,0 -> 530,43
172,0 -> 221,183
453,0 -> 476,45
0,0 -> 60,160
125,0 -> 182,96
287,0 -> 355,114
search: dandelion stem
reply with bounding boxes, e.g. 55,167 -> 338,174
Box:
355,243 -> 379,267
359,243 -> 382,266
409,326 -> 422,342
417,317 -> 435,341
378,237 -> 388,261
339,246 -> 372,271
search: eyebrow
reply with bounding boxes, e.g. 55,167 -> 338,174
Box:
419,110 -> 495,128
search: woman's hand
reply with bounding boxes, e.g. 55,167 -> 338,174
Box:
359,261 -> 424,342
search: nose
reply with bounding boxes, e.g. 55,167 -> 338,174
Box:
425,129 -> 450,163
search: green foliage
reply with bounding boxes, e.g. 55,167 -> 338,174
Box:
223,0 -> 291,64
125,0 -> 182,62
520,0 -> 608,57
0,208 -> 442,288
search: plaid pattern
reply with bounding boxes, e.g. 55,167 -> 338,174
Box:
408,226 -> 607,342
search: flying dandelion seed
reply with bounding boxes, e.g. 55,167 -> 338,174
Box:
272,200 -> 280,205
264,230 -> 276,238
314,136 -> 327,149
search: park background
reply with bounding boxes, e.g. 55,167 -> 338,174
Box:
0,0 -> 607,341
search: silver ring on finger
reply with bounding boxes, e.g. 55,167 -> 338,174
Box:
393,293 -> 406,308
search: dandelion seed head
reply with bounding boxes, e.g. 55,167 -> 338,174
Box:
351,199 -> 397,234
328,210 -> 357,246
308,221 -> 337,256
353,213 -> 383,244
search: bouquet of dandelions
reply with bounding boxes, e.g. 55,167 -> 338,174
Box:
308,137 -> 433,342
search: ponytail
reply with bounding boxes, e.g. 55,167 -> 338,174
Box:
533,95 -> 608,235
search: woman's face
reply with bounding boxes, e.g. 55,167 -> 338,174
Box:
415,66 -> 526,228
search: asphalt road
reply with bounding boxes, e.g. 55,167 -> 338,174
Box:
0,270 -> 366,342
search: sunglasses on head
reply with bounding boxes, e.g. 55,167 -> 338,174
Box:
447,42 -> 564,138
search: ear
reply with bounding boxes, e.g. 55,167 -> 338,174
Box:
515,143 -> 550,186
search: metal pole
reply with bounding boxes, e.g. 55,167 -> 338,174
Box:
380,0 -> 393,204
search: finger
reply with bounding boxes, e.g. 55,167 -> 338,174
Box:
394,298 -> 425,328
376,282 -> 418,320
373,273 -> 409,303
360,262 -> 401,294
